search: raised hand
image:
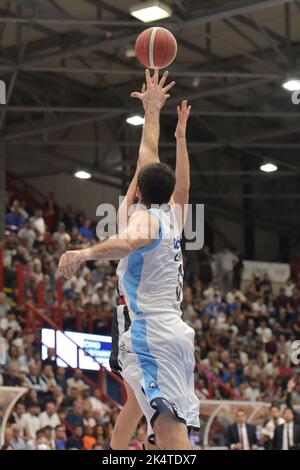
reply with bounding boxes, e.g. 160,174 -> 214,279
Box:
131,68 -> 175,110
175,100 -> 192,139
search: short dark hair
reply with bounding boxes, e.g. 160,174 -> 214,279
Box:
137,163 -> 176,205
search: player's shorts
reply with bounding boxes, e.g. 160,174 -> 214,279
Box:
109,304 -> 131,376
119,313 -> 200,440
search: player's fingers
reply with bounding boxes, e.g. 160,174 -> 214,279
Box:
145,69 -> 151,87
159,70 -> 169,88
163,81 -> 176,92
182,100 -> 187,111
153,67 -> 159,85
165,94 -> 171,100
187,105 -> 192,117
130,92 -> 142,99
141,83 -> 146,93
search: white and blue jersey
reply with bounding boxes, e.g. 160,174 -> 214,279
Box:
117,205 -> 200,435
117,205 -> 183,319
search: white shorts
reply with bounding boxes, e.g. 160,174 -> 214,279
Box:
119,313 -> 200,439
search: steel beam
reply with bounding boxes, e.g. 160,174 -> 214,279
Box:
2,105 -> 300,119
0,65 -> 283,80
0,0 -> 293,28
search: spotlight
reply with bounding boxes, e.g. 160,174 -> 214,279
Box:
282,78 -> 300,91
126,115 -> 145,126
74,170 -> 92,179
130,1 -> 172,23
260,162 -> 278,173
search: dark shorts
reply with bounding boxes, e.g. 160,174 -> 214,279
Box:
109,304 -> 131,376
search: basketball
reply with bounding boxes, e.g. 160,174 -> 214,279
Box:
135,27 -> 177,69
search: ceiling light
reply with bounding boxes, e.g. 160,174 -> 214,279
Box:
260,162 -> 278,173
130,1 -> 172,23
74,170 -> 91,179
282,78 -> 300,91
126,115 -> 145,126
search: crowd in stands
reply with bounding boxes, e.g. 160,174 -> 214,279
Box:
0,191 -> 300,450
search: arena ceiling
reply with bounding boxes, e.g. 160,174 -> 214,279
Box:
1,0 -> 300,243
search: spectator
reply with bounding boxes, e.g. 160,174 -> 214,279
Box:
19,346 -> 35,373
286,378 -> 300,425
262,403 -> 285,448
272,408 -> 300,450
67,368 -> 88,392
55,367 -> 68,392
79,219 -> 94,242
216,246 -> 237,294
54,424 -> 67,450
6,200 -> 25,230
12,403 -> 26,427
83,425 -> 96,450
39,401 -> 60,428
2,361 -> 22,387
256,319 -> 272,344
19,403 -> 41,439
25,363 -> 48,394
11,424 -> 29,450
233,251 -> 244,291
0,311 -> 21,333
18,221 -> 36,249
30,209 -> 46,242
66,400 -> 85,429
43,193 -> 59,233
53,223 -> 71,249
66,425 -> 84,450
227,410 -> 258,450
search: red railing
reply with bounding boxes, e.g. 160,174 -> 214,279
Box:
7,172 -> 64,217
26,302 -> 126,407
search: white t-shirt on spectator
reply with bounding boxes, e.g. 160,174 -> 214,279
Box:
53,232 -> 71,246
203,286 -> 221,303
18,227 -> 36,248
31,216 -> 46,242
71,276 -> 87,294
256,326 -> 272,343
19,413 -> 41,439
0,317 -> 21,332
226,290 -> 246,304
88,396 -> 110,414
39,411 -> 60,429
67,377 -> 88,391
252,301 -> 267,313
244,386 -> 260,401
217,251 -> 237,272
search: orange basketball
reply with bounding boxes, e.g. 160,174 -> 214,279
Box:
135,27 -> 177,69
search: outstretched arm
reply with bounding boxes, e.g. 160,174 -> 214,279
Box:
172,100 -> 192,233
131,68 -> 175,168
58,211 -> 159,279
118,69 -> 175,226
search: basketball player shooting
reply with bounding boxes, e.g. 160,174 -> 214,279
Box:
110,69 -> 195,450
58,68 -> 200,450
